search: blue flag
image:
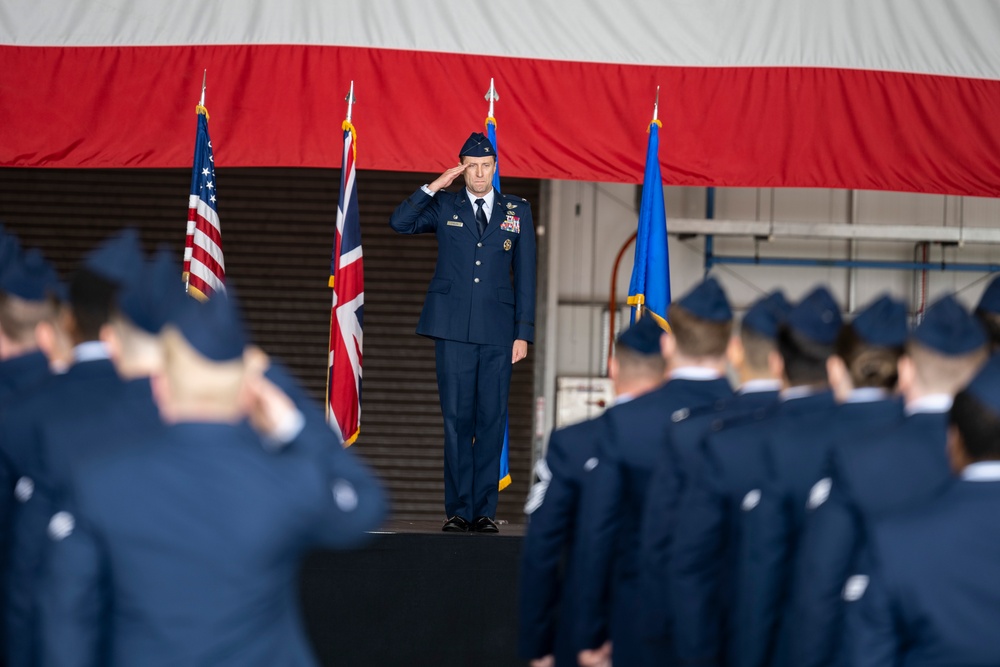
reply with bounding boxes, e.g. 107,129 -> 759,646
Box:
486,116 -> 512,492
627,120 -> 670,327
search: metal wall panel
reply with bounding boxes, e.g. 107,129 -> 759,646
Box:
0,167 -> 540,523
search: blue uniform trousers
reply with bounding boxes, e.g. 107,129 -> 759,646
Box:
435,339 -> 511,520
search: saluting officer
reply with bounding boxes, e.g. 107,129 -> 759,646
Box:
390,132 -> 536,533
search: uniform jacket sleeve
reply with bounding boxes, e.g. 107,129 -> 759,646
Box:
297,443 -> 389,550
573,424 -> 622,652
511,199 -> 536,343
670,442 -> 729,667
637,442 -> 684,641
786,458 -> 862,667
517,427 -> 578,660
37,493 -> 108,667
734,456 -> 793,667
842,547 -> 898,667
389,188 -> 440,235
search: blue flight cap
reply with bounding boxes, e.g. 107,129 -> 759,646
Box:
852,294 -> 908,347
616,315 -> 666,355
962,354 -> 1000,417
171,292 -> 247,362
676,277 -> 732,322
0,227 -> 22,272
976,275 -> 1000,315
786,286 -> 842,345
83,227 -> 143,286
912,294 -> 986,355
0,249 -> 62,301
118,249 -> 185,334
742,291 -> 792,339
459,132 -> 496,159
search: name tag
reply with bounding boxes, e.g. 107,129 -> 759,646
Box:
501,216 -> 520,234
447,220 -> 464,227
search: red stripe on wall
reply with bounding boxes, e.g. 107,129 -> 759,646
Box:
3,44 -> 1000,196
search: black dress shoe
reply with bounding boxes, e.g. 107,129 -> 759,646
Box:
442,516 -> 471,532
472,516 -> 499,533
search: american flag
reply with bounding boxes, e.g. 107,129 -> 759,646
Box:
183,106 -> 225,300
326,119 -> 364,446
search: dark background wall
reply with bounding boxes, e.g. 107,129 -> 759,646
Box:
0,167 -> 542,522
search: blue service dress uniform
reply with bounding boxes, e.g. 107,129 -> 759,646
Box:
0,350 -> 51,536
844,463 -> 1000,667
737,393 -> 904,667
518,411 -> 610,666
0,350 -> 50,664
0,351 -> 50,407
574,374 -> 734,667
637,384 -> 781,647
668,390 -> 838,667
390,187 -> 536,521
785,402 -> 953,667
37,418 -> 387,667
0,353 -> 126,667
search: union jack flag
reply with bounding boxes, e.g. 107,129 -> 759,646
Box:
326,119 -> 364,446
183,105 -> 225,300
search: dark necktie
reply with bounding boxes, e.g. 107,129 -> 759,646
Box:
475,198 -> 488,237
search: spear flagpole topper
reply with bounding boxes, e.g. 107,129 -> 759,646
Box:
485,77 -> 499,118
345,80 -> 356,122
199,70 -> 207,107
653,85 -> 660,122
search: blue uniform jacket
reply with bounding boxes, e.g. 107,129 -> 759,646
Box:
0,350 -> 50,661
38,421 -> 387,667
0,351 -> 50,407
739,398 -> 904,667
518,412 -> 608,665
574,377 -> 734,663
389,188 -> 536,345
0,358 -> 126,667
786,411 -> 953,667
639,389 -> 780,643
845,479 -> 1000,667
669,391 -> 836,667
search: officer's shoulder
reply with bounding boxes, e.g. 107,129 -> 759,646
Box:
501,193 -> 531,207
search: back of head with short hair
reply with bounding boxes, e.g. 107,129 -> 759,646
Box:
108,312 -> 164,376
776,324 -> 833,386
613,342 -> 667,381
951,389 -> 1000,462
833,325 -> 903,390
739,325 -> 777,374
667,303 -> 732,359
160,325 -> 245,415
68,269 -> 117,344
906,340 -> 987,396
0,292 -> 58,346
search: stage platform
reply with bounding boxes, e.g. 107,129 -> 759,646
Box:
301,521 -> 529,667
